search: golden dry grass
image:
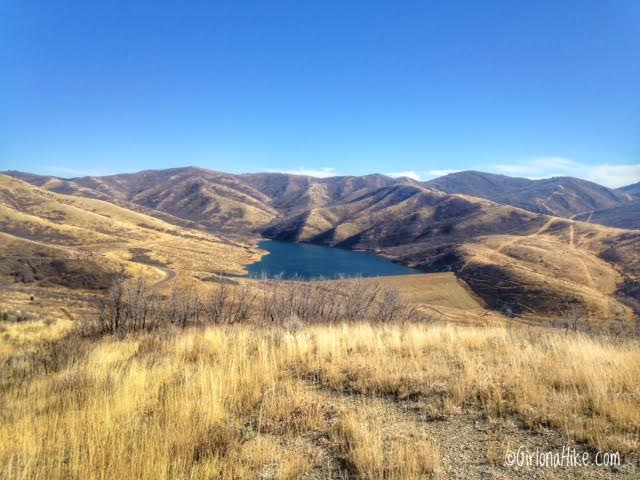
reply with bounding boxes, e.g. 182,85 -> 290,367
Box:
466,231 -> 633,323
264,180 -> 640,322
0,321 -> 638,479
358,273 -> 484,310
0,174 -> 260,280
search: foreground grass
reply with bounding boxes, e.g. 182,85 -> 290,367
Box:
0,321 -> 639,479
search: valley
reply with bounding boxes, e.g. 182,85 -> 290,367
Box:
4,4 -> 639,477
2,168 -> 639,332
1,167 -> 639,479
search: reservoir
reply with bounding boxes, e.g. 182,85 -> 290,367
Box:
247,240 -> 419,280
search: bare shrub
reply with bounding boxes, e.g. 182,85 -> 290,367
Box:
204,275 -> 230,324
223,282 -> 258,324
555,302 -> 589,333
201,276 -> 258,324
166,279 -> 202,327
256,275 -> 422,325
95,272 -> 422,335
97,273 -> 155,334
342,277 -> 381,322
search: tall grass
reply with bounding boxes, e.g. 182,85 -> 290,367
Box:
0,322 -> 638,478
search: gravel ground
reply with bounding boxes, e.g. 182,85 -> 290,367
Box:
310,387 -> 639,479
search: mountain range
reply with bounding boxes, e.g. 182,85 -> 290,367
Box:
2,167 -> 639,325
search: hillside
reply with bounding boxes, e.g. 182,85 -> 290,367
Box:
8,168 -> 638,232
425,171 -> 631,218
0,174 -> 259,289
4,168 -> 639,323
574,200 -> 640,229
241,172 -> 403,211
6,169 -> 409,234
618,181 -> 640,198
6,168 -> 278,234
264,183 -> 640,324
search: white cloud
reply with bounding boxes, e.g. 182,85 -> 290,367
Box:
268,167 -> 338,178
493,157 -> 579,178
426,169 -> 461,178
583,164 -> 640,189
388,169 -> 463,181
40,165 -> 114,177
491,157 -> 640,188
387,171 -> 423,181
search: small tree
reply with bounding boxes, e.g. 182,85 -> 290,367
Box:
97,273 -> 155,334
561,302 -> 587,333
167,279 -> 202,327
98,272 -> 126,334
205,275 -> 230,324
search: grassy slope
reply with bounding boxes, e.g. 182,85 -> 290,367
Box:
265,184 -> 640,324
0,322 -> 638,479
0,174 -> 259,281
6,168 -> 278,234
4,170 -> 639,323
425,171 -> 630,218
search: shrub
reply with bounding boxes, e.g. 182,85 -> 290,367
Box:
94,273 -> 422,335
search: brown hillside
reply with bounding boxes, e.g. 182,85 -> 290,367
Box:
6,168 -> 278,234
4,168 -> 639,322
241,172 -> 402,211
618,181 -> 640,197
425,171 -> 631,219
0,174 -> 259,288
574,200 -> 640,229
264,183 -> 639,324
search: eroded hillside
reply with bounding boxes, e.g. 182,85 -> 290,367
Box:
264,183 -> 640,325
0,174 -> 259,289
3,169 -> 639,325
425,171 -> 632,218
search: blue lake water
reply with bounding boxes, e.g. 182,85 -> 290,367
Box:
247,240 -> 419,280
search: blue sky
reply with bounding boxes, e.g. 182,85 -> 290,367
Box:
1,1 -> 639,187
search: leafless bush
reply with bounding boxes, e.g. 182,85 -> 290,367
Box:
377,287 -> 406,323
556,302 -> 588,333
256,275 -> 423,325
97,274 -> 155,334
222,282 -> 258,324
342,278 -> 382,322
95,273 -> 424,335
204,275 -> 230,324
165,279 -> 202,327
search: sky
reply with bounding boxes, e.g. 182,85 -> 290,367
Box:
1,1 -> 639,188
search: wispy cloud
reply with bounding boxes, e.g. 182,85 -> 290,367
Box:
387,171 -> 423,181
583,164 -> 640,189
387,170 -> 462,181
426,169 -> 461,178
491,157 -> 640,188
267,167 -> 338,178
493,157 -> 578,178
40,165 -> 114,178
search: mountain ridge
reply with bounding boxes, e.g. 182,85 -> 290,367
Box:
424,170 -> 632,219
7,166 -> 637,230
3,167 -> 639,322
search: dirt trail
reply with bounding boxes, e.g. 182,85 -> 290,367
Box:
150,265 -> 176,290
568,223 -> 595,288
585,210 -> 594,223
307,385 -> 638,480
569,223 -> 575,247
534,216 -> 557,236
